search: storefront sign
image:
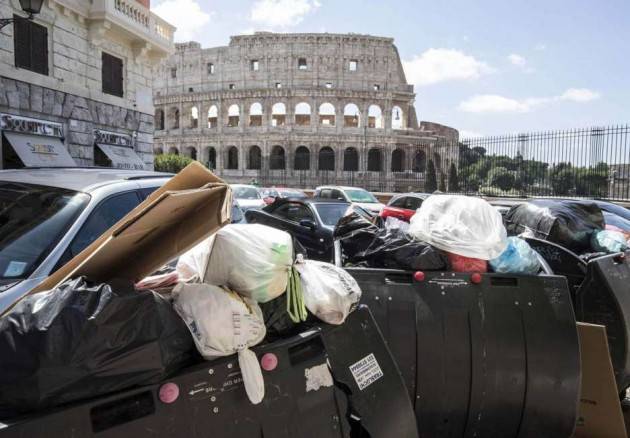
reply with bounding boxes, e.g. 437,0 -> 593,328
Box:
0,114 -> 64,138
94,129 -> 133,147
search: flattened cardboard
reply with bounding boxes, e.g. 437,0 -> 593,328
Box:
24,161 -> 231,297
574,322 -> 627,438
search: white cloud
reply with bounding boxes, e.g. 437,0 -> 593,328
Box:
458,88 -> 601,113
250,0 -> 321,28
508,53 -> 526,67
152,0 -> 212,42
459,130 -> 484,138
403,48 -> 494,87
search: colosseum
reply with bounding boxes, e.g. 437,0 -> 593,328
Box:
153,32 -> 459,191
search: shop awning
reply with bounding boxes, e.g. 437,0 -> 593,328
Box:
3,132 -> 76,167
96,144 -> 146,170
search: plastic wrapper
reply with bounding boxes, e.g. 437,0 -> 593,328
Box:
0,277 -> 195,418
489,237 -> 541,274
591,230 -> 629,253
447,252 -> 488,273
334,211 -> 448,271
295,257 -> 362,325
173,283 -> 266,404
409,195 -> 507,260
176,235 -> 215,282
385,216 -> 410,233
504,200 -> 604,254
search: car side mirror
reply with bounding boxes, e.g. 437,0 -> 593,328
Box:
299,219 -> 316,230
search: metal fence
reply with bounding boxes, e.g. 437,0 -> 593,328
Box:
213,124 -> 630,201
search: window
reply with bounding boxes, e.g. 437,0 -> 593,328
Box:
319,189 -> 332,199
330,190 -> 344,200
251,60 -> 259,71
390,196 -> 408,208
406,197 -> 423,210
229,83 -> 235,90
271,103 -> 286,127
188,87 -> 194,93
298,58 -> 307,70
349,60 -> 358,71
275,82 -> 282,89
207,62 -> 215,74
14,16 -> 48,76
170,67 -> 177,78
373,84 -> 380,91
102,52 -> 124,97
318,147 -> 335,171
273,203 -> 314,223
325,82 -> 333,89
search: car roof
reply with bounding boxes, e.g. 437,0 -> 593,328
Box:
0,167 -> 172,192
392,192 -> 431,199
271,197 -> 348,205
231,184 -> 259,189
316,185 -> 367,191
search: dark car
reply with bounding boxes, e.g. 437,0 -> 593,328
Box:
245,198 -> 352,261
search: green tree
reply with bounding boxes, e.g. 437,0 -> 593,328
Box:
448,163 -> 460,192
154,154 -> 194,173
425,159 -> 437,192
550,162 -> 574,195
487,166 -> 516,191
576,162 -> 609,197
439,171 -> 447,192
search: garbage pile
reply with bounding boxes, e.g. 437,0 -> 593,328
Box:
335,194 -> 541,275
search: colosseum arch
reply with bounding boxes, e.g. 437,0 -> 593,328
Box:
391,148 -> 405,172
367,148 -> 383,171
155,109 -> 165,130
248,145 -> 262,169
343,147 -> 359,171
344,103 -> 360,128
190,106 -> 199,129
413,150 -> 427,172
208,105 -> 218,128
227,104 -> 240,127
319,103 -> 335,126
168,107 -> 179,129
154,147 -> 164,155
368,105 -> 383,129
392,106 -> 404,129
249,102 -> 263,127
270,146 -> 286,170
168,146 -> 179,155
318,147 -> 335,171
295,102 -> 311,126
184,146 -> 197,160
226,146 -> 239,169
203,146 -> 216,169
294,146 -> 310,170
272,103 -> 287,127
433,152 -> 442,171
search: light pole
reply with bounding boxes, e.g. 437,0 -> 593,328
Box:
0,0 -> 44,30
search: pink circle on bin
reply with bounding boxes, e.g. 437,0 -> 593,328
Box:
261,353 -> 278,371
159,382 -> 179,404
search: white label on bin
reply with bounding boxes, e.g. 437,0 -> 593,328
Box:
349,353 -> 383,391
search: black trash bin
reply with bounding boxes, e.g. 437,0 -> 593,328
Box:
525,237 -> 630,393
0,306 -> 418,438
346,267 -> 581,438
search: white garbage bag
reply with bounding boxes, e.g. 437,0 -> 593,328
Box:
385,216 -> 410,233
408,195 -> 507,260
176,235 -> 215,282
295,257 -> 362,325
173,283 -> 266,404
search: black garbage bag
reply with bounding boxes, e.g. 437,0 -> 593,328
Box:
0,277 -> 196,418
334,212 -> 448,271
504,200 -> 605,254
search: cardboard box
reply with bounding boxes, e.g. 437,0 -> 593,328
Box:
574,322 -> 627,438
4,162 -> 231,312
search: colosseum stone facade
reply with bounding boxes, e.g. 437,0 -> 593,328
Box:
153,32 -> 458,191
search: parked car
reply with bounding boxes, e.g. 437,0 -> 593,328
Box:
0,167 -> 172,314
231,201 -> 247,224
314,185 -> 384,214
380,193 -> 430,222
230,184 -> 266,211
245,198 -> 353,261
259,187 -> 308,205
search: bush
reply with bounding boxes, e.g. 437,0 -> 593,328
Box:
448,163 -> 459,191
154,154 -> 194,173
425,160 -> 437,192
439,172 -> 447,192
487,167 -> 516,191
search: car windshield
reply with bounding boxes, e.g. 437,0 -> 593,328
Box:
345,189 -> 378,203
280,190 -> 307,199
0,182 -> 90,281
260,188 -> 278,197
315,203 -> 351,226
233,186 -> 261,200
231,203 -> 244,223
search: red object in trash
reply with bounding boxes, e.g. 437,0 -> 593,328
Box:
158,382 -> 180,404
261,353 -> 279,371
447,252 -> 488,273
413,271 -> 425,282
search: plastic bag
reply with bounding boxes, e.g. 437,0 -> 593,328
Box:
176,235 -> 215,282
409,195 -> 507,260
173,283 -> 266,404
591,230 -> 629,253
385,216 -> 410,233
0,277 -> 195,418
505,200 -> 604,254
447,252 -> 488,272
489,237 -> 541,274
295,257 -> 362,325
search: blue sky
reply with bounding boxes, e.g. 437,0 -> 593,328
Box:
152,0 -> 630,138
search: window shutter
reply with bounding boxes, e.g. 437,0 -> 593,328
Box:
102,53 -> 112,95
13,16 -> 31,70
112,56 -> 123,97
30,21 -> 48,76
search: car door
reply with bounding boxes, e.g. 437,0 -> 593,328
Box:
270,202 -> 322,257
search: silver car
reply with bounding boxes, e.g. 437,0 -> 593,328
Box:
0,168 -> 172,313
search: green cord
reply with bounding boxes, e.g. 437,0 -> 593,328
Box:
286,266 -> 307,323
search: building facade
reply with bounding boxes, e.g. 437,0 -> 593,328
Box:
153,33 -> 458,191
0,0 -> 175,170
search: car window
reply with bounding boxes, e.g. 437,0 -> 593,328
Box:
315,203 -> 351,226
233,186 -> 261,200
68,191 -> 141,258
139,186 -> 159,200
390,197 -> 407,208
320,189 -> 332,199
279,190 -> 307,199
345,189 -> 378,203
330,190 -> 345,200
272,203 -> 314,223
406,197 -> 422,210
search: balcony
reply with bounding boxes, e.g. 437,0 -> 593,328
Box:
57,0 -> 175,61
